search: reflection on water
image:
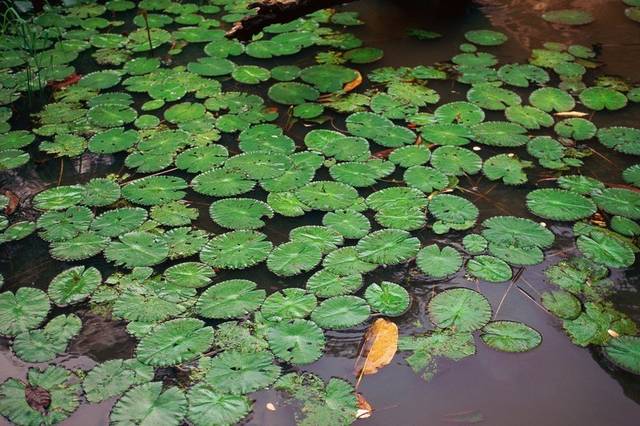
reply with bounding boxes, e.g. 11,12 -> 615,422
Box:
0,0 -> 639,425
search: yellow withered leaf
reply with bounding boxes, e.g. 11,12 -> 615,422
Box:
343,71 -> 363,93
354,318 -> 398,377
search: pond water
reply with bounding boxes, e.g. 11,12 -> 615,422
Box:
0,0 -> 639,425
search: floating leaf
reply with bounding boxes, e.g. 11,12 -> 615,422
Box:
530,87 -> 575,112
267,241 -> 322,277
83,359 -> 153,403
526,189 -> 596,221
268,82 -> 319,105
48,266 -> 101,307
605,336 -> 640,375
354,318 -> 398,376
163,262 -> 214,289
0,287 -> 50,337
434,101 -> 485,125
200,230 -> 271,270
105,231 -> 169,268
311,296 -> 371,330
482,154 -> 531,185
232,65 -> 271,84
307,268 -> 364,298
364,282 -> 410,316
505,105 -> 553,129
197,279 -> 265,319
33,186 -> 84,211
593,188 -> 640,219
472,121 -> 529,147
186,383 -> 251,426
0,366 -> 80,426
429,194 -> 479,233
430,146 -> 482,175
37,206 -> 92,242
464,29 -> 507,46
467,255 -> 513,282
290,225 -> 344,254
356,229 -> 420,265
204,350 -> 281,394
267,319 -> 325,365
576,230 -> 635,268
554,118 -> 597,141
428,288 -> 492,331
209,198 -> 273,230
322,210 -> 370,239
416,244 -> 463,278
541,290 -> 582,320
598,126 -> 640,155
49,232 -> 109,261
300,64 -> 358,92
111,382 -> 187,426
261,288 -> 317,322
13,314 -> 82,363
136,318 -> 213,366
498,64 -> 549,87
460,234 -> 486,255
467,85 -> 521,110
611,216 -> 640,237
91,207 -> 147,238
122,176 -> 187,206
579,87 -> 627,111
323,246 -> 378,276
192,169 -> 255,197
398,329 -> 475,381
563,302 -> 637,346
88,103 -> 137,128
404,166 -> 449,194
346,112 -> 416,147
480,321 -> 542,352
542,9 -> 594,25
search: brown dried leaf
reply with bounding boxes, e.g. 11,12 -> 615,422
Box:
372,148 -> 394,159
4,190 -> 19,215
356,393 -> 373,419
354,318 -> 398,377
25,385 -> 51,413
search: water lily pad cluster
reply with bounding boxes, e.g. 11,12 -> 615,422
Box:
0,1 -> 639,425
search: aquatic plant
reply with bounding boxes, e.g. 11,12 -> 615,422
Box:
0,2 -> 638,425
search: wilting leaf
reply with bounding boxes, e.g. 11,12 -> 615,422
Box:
354,318 -> 399,377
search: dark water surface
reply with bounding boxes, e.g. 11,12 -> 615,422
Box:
1,0 -> 640,425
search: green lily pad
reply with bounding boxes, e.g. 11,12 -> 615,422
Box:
196,279 -> 265,319
464,29 -> 508,46
111,382 -> 187,426
579,87 -> 628,111
416,244 -> 463,278
364,281 -> 410,316
136,318 -> 213,366
48,266 -> 101,307
542,9 -> 594,25
0,287 -> 50,337
466,255 -> 513,282
605,336 -> 640,375
311,296 -> 370,330
428,288 -> 492,332
481,321 -> 542,352
267,319 -> 325,364
526,189 -> 596,221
